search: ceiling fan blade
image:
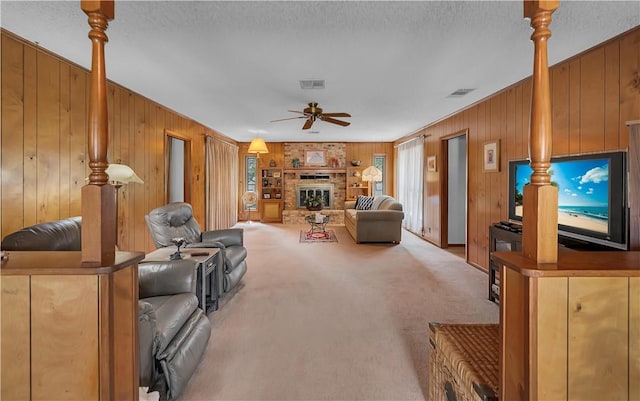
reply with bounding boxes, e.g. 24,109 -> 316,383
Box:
302,117 -> 314,130
270,116 -> 306,122
287,110 -> 307,115
319,116 -> 351,127
321,112 -> 351,118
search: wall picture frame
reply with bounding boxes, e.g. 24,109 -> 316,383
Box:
304,150 -> 326,166
483,140 -> 500,172
427,155 -> 437,172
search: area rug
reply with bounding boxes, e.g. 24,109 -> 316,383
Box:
299,230 -> 338,243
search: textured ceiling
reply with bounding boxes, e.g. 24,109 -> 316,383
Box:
1,1 -> 638,143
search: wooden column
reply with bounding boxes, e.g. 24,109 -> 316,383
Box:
522,0 -> 559,263
81,0 -> 116,266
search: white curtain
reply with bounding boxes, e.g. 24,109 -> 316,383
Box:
206,136 -> 239,230
396,136 -> 424,234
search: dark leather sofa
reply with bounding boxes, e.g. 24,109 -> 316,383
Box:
1,217 -> 211,401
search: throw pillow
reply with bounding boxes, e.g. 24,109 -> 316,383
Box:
371,195 -> 392,210
355,195 -> 374,210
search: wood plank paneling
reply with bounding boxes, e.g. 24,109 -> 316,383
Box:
36,52 -> 61,223
568,277 -> 628,401
630,277 -> 640,401
534,277 -> 567,401
580,48 -> 606,152
1,35 -> 25,235
59,62 -> 71,217
69,66 -> 87,217
23,44 -> 38,227
568,59 -> 582,154
31,275 -> 100,400
604,42 -> 620,150
0,275 -> 31,401
552,64 -> 570,155
619,29 -> 640,149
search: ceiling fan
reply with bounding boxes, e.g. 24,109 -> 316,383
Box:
271,102 -> 351,130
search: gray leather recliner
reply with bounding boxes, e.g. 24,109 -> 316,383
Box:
1,217 -> 211,401
138,259 -> 211,401
145,202 -> 248,301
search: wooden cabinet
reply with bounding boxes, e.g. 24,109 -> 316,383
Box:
493,251 -> 640,401
1,251 -> 144,401
260,168 -> 283,222
346,166 -> 368,200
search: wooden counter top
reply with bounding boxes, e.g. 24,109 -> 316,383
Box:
492,250 -> 640,277
0,251 -> 145,275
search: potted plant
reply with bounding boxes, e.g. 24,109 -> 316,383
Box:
304,194 -> 324,211
292,157 -> 301,168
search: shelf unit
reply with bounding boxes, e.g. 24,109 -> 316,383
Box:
260,168 -> 283,222
346,165 -> 368,200
488,224 -> 522,303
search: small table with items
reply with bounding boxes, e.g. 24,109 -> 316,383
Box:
305,214 -> 330,233
141,246 -> 220,314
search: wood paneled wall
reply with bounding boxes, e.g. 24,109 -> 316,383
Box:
0,30 -> 235,253
395,26 -> 640,271
236,142 -> 394,221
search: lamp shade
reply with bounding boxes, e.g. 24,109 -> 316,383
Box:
361,166 -> 382,182
248,138 -> 269,155
106,163 -> 144,184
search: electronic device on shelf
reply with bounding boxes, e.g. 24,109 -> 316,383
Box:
507,151 -> 628,250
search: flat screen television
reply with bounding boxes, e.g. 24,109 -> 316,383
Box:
508,151 -> 628,250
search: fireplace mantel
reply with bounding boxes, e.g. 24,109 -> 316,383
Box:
283,168 -> 346,175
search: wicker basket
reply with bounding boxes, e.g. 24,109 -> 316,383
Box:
428,323 -> 499,401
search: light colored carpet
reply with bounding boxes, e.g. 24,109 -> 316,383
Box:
180,223 -> 498,401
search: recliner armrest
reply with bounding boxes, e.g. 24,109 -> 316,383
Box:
138,300 -> 157,387
138,259 -> 197,298
201,228 -> 244,247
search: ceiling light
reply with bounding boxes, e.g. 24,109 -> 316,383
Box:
300,80 -> 325,89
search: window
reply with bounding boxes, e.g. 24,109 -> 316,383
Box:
373,155 -> 386,197
245,155 -> 257,210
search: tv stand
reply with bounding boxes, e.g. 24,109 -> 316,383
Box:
488,223 -> 622,303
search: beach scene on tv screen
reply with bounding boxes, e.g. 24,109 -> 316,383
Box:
514,158 -> 609,234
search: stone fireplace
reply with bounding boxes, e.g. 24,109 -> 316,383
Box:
281,142 -> 347,224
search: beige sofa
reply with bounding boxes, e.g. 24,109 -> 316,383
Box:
344,195 -> 404,243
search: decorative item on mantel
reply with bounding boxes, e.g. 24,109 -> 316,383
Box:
351,160 -> 361,166
304,194 -> 324,211
330,157 -> 340,168
292,157 -> 301,168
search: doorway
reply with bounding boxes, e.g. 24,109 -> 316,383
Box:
165,130 -> 192,204
441,130 -> 468,258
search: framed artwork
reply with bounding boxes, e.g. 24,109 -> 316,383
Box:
263,193 -> 271,199
304,150 -> 326,166
483,140 -> 500,172
427,155 -> 437,172
273,171 -> 281,178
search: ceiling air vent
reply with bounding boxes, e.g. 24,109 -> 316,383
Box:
448,88 -> 475,97
300,80 -> 325,89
